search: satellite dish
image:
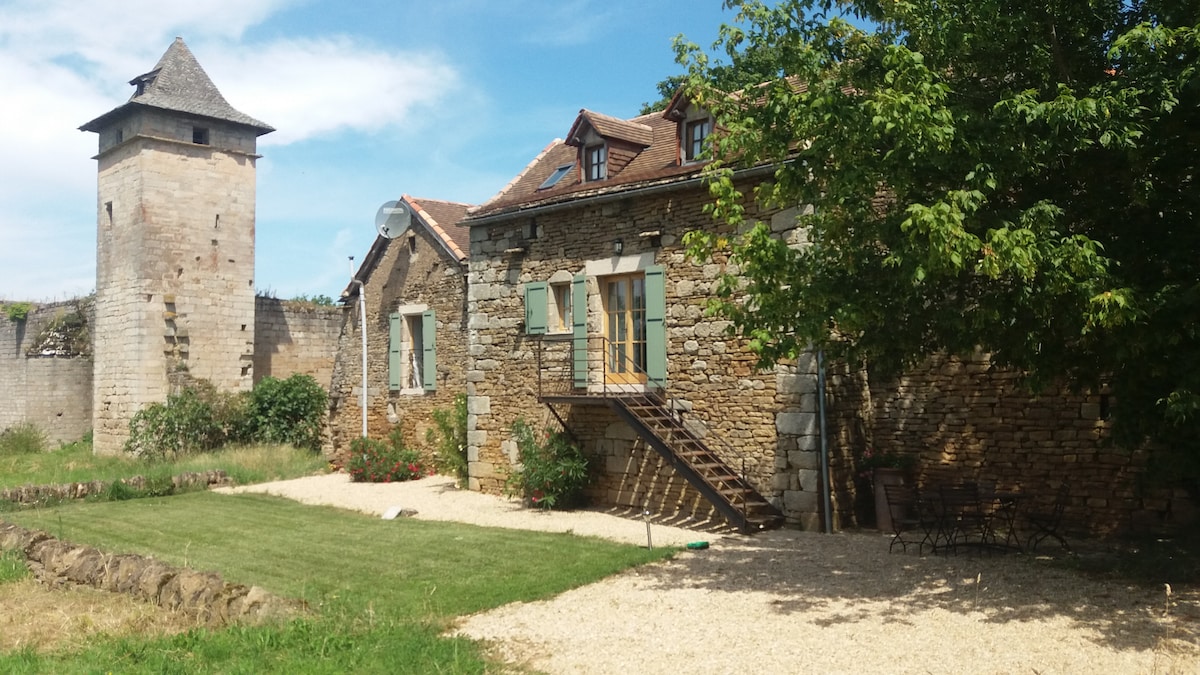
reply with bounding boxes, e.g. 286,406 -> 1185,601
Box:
375,200 -> 412,239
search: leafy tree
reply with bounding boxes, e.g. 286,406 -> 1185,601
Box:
640,44 -> 785,114
679,1 -> 1200,492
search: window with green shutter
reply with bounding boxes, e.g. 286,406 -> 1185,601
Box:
421,309 -> 437,391
388,312 -> 402,391
572,274 -> 588,389
645,265 -> 667,388
524,282 -> 548,335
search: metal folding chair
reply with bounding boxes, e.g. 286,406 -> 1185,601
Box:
883,483 -> 934,554
1026,481 -> 1070,552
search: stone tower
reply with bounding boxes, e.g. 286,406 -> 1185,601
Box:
81,38 -> 274,455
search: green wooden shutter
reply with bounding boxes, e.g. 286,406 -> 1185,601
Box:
388,312 -> 401,391
645,265 -> 667,389
422,309 -> 437,391
572,274 -> 588,389
524,282 -> 548,335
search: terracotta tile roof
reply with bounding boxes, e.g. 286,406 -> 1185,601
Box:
567,110 -> 653,147
81,37 -> 273,134
470,108 -> 700,220
342,196 -> 472,301
405,196 -> 471,262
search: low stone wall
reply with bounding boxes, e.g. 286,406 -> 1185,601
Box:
0,470 -> 229,506
0,521 -> 301,626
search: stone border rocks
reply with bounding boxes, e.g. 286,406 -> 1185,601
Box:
0,521 -> 302,626
0,470 -> 229,506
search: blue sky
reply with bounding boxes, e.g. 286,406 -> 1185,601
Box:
0,0 -> 755,302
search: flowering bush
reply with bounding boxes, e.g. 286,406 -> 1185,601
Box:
856,446 -> 917,479
503,418 -> 589,510
347,432 -> 427,483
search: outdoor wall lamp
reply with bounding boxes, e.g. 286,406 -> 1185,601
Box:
613,238 -> 624,256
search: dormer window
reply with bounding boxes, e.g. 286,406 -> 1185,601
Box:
684,118 -> 712,162
584,144 -> 607,181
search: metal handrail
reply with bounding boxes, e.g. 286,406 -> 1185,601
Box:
533,334 -> 759,523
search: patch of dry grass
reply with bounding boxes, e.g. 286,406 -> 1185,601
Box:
0,579 -> 198,654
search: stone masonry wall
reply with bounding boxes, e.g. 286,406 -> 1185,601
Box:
866,352 -> 1193,537
327,229 -> 468,460
466,183 -> 833,529
0,300 -> 93,444
92,115 -> 259,455
253,297 -> 342,387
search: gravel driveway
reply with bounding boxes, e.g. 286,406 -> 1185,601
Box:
219,474 -> 1200,674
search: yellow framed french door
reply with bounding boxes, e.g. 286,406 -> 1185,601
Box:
603,273 -> 647,384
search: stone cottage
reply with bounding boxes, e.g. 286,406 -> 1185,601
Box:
459,89 -> 1193,538
328,196 -> 472,457
462,96 -> 840,531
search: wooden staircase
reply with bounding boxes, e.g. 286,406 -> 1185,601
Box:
605,392 -> 784,533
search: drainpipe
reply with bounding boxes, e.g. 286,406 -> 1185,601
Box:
349,257 -> 368,439
817,350 -> 833,534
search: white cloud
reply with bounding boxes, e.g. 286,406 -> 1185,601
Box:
0,0 -> 461,300
202,37 -> 459,145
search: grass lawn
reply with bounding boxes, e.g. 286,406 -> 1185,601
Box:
0,441 -> 329,492
0,490 -> 673,673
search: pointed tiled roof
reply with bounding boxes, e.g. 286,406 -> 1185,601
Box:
81,38 -> 273,135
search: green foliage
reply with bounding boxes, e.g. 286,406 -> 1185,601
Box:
0,550 -> 29,584
1,441 -> 326,493
347,433 -> 427,483
679,0 -> 1200,494
243,374 -> 328,451
504,419 -> 590,510
289,293 -> 336,306
856,446 -> 916,478
426,394 -> 469,486
0,422 -> 47,455
2,301 -> 33,322
124,382 -> 247,460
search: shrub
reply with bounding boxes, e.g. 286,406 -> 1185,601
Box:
0,422 -> 47,455
347,430 -> 427,483
503,419 -> 589,510
426,394 -> 469,487
2,302 -> 33,322
244,374 -> 328,451
124,382 -> 247,460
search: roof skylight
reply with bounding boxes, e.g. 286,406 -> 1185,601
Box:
538,163 -> 574,190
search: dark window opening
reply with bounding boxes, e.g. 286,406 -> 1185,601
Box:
684,118 -> 712,162
584,145 -> 606,181
193,127 -> 210,145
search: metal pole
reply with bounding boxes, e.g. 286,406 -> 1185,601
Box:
350,257 -> 368,439
817,350 -> 833,534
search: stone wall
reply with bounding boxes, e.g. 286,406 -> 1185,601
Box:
0,521 -> 300,626
0,470 -> 227,506
465,183 -> 833,528
253,297 -> 342,387
327,229 -> 468,459
865,352 -> 1193,537
0,300 -> 93,444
